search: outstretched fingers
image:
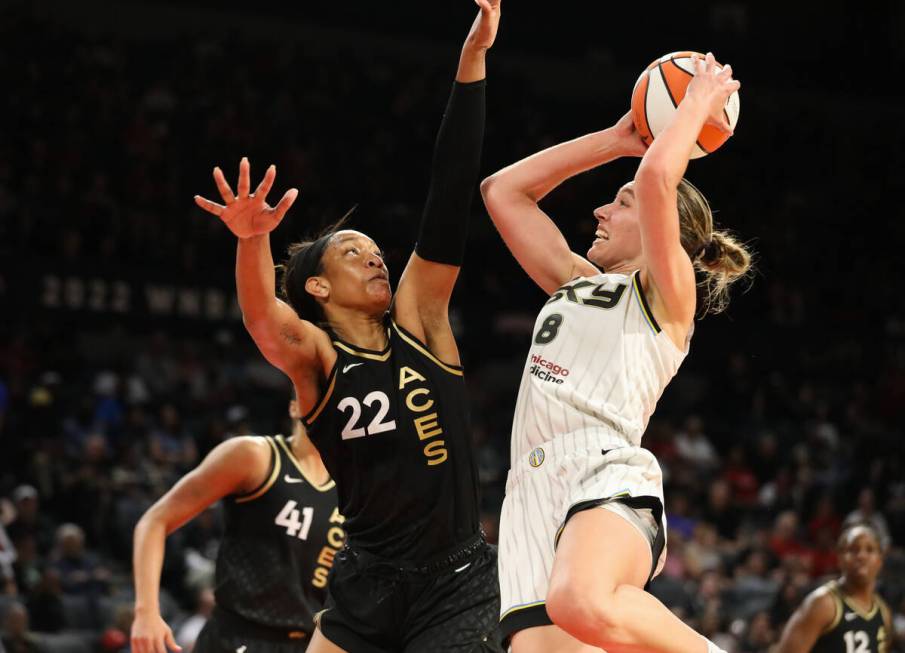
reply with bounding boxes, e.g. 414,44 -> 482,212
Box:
254,164 -> 277,203
194,194 -> 225,217
272,188 -> 299,222
237,156 -> 251,198
212,166 -> 235,204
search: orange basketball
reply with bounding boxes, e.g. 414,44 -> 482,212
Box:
631,51 -> 740,159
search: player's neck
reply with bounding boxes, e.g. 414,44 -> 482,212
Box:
839,576 -> 874,608
289,430 -> 331,487
601,257 -> 642,277
328,311 -> 388,351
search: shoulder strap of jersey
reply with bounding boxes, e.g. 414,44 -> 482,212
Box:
876,592 -> 892,625
632,270 -> 662,335
302,364 -> 339,428
234,436 -> 281,504
821,580 -> 844,634
275,434 -> 336,493
390,321 -> 463,376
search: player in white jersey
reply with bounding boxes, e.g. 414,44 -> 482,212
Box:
481,53 -> 752,653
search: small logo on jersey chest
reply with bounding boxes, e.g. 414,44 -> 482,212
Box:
529,447 -> 545,468
343,362 -> 364,373
844,611 -> 858,621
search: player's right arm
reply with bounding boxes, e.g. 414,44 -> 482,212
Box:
775,588 -> 837,653
195,160 -> 330,396
131,437 -> 272,653
480,113 -> 646,294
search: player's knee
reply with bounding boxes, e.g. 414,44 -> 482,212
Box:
546,575 -> 620,638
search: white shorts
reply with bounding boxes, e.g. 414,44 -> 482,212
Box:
497,438 -> 668,641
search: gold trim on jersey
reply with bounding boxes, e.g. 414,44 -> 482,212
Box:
632,272 -> 661,335
275,434 -> 336,493
332,340 -> 391,361
500,600 -> 546,622
304,367 -> 338,426
829,580 -> 880,621
823,583 -> 843,634
235,437 -> 281,504
391,322 -> 464,376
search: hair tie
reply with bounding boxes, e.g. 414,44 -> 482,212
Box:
700,237 -> 720,261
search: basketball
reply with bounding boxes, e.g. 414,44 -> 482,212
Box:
631,51 -> 740,159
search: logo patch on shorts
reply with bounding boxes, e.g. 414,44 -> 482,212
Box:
529,447 -> 545,468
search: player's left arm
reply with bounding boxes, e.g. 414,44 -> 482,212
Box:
393,0 -> 500,362
775,588 -> 837,653
634,54 -> 739,337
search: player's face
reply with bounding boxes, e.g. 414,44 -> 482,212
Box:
320,230 -> 392,315
839,528 -> 883,586
587,183 -> 642,268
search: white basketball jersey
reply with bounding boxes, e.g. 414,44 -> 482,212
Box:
510,270 -> 688,465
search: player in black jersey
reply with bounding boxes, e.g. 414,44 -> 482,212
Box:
776,524 -> 894,653
192,2 -> 503,651
131,398 -> 342,653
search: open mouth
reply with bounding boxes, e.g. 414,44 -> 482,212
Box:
594,227 -> 610,242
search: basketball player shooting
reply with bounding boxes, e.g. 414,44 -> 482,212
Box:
481,53 -> 751,653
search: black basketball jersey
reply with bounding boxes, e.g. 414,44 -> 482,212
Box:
214,435 -> 344,632
813,581 -> 891,653
302,320 -> 480,561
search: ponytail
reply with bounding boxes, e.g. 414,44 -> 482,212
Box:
694,230 -> 753,315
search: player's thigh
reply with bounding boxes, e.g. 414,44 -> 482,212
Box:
403,546 -> 502,652
550,507 -> 652,599
510,624 -> 607,653
305,627 -> 348,653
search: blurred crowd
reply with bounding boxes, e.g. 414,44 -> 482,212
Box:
2,2 -> 904,652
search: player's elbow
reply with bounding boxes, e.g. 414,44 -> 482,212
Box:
481,174 -> 531,223
634,161 -> 678,196
134,503 -> 166,539
480,173 -> 502,204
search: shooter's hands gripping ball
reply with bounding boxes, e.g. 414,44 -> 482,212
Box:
194,157 -> 299,239
612,110 -> 649,158
466,0 -> 502,51
686,52 -> 741,134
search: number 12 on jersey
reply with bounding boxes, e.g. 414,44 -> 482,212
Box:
275,500 -> 314,540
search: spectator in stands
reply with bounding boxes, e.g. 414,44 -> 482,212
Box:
675,415 -> 719,472
1,603 -> 38,653
5,488 -> 52,558
703,479 -> 741,541
844,487 -> 892,550
174,588 -> 214,652
25,569 -> 64,634
0,524 -> 15,596
768,511 -> 812,569
48,525 -> 110,597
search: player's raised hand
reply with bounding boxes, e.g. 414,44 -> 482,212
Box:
194,157 -> 298,239
467,0 -> 502,51
686,52 -> 740,134
612,111 -> 649,158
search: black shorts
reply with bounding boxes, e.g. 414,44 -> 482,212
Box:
194,608 -> 311,653
318,535 -> 503,653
